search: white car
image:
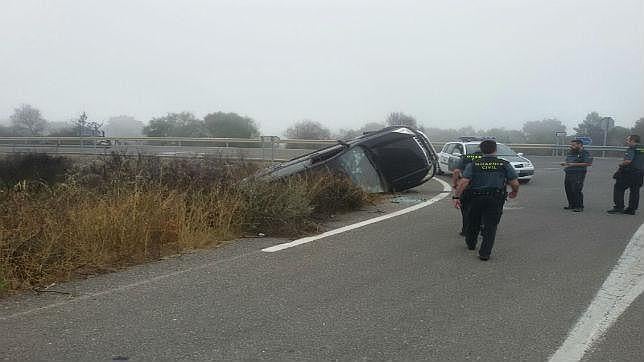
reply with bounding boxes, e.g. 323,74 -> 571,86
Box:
437,139 -> 534,183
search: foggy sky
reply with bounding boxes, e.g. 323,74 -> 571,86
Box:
1,0 -> 643,135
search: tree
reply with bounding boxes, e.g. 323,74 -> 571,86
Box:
522,118 -> 566,144
143,112 -> 207,137
0,124 -> 12,137
386,112 -> 417,128
285,120 -> 331,139
606,126 -> 630,146
48,122 -> 77,137
420,127 -> 459,142
105,115 -> 144,137
203,112 -> 259,138
481,128 -> 527,144
631,117 -> 644,138
10,104 -> 48,136
72,112 -> 104,137
335,122 -> 385,139
574,112 -> 615,145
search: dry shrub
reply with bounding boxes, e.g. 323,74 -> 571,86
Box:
306,171 -> 372,215
0,182 -> 247,291
0,154 -> 372,293
240,178 -> 316,236
0,153 -> 71,189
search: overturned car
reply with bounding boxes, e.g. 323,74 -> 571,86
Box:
256,126 -> 439,193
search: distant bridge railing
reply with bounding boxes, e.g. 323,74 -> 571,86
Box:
0,137 -> 628,161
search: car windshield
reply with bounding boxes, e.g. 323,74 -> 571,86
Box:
465,143 -> 517,156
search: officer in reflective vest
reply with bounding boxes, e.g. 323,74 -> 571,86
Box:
453,140 -> 520,261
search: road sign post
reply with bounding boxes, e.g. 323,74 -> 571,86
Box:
260,136 -> 280,162
555,131 -> 567,156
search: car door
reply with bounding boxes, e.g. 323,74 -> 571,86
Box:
439,143 -> 456,172
447,144 -> 464,172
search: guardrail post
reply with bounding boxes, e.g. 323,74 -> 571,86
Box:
271,138 -> 276,162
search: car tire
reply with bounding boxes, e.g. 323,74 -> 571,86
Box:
519,179 -> 531,184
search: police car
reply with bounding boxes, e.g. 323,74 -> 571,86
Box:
437,137 -> 535,183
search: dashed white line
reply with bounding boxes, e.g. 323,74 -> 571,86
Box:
549,221 -> 644,361
262,177 -> 452,253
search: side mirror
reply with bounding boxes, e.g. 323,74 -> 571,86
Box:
517,152 -> 524,157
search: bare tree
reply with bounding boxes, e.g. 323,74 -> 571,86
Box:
10,104 -> 48,136
285,120 -> 331,139
73,112 -> 104,137
386,112 -> 417,128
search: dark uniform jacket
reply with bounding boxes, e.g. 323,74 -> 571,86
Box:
624,144 -> 644,171
564,149 -> 593,174
462,156 -> 518,191
616,144 -> 644,185
456,152 -> 483,172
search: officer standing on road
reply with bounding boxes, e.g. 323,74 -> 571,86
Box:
453,140 -> 519,261
451,150 -> 482,236
561,139 -> 593,212
607,134 -> 644,215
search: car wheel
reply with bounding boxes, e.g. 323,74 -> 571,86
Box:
519,179 -> 530,184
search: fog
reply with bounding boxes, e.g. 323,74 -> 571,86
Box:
1,0 -> 642,135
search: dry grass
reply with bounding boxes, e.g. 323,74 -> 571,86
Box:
0,153 -> 372,294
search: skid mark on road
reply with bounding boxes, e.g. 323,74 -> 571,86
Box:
262,177 -> 452,252
549,222 -> 644,361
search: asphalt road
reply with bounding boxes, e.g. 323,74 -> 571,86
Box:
1,156 -> 642,361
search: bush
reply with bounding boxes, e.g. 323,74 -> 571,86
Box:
0,154 -> 372,293
0,153 -> 71,189
307,172 -> 372,215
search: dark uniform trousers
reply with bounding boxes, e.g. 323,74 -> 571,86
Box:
564,172 -> 586,209
613,170 -> 644,210
459,198 -> 470,234
464,191 -> 505,257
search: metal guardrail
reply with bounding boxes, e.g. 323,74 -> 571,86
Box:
0,137 -> 628,160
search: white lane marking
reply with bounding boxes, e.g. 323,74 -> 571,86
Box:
549,222 -> 644,361
262,177 -> 452,253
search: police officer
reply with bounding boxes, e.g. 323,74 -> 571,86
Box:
561,139 -> 593,212
452,150 -> 482,236
607,134 -> 644,215
453,140 -> 519,261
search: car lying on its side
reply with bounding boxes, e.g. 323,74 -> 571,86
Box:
437,137 -> 535,183
256,126 -> 439,193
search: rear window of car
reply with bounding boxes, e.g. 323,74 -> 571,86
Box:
443,143 -> 456,154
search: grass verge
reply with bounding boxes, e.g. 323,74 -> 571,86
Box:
0,153 -> 372,295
